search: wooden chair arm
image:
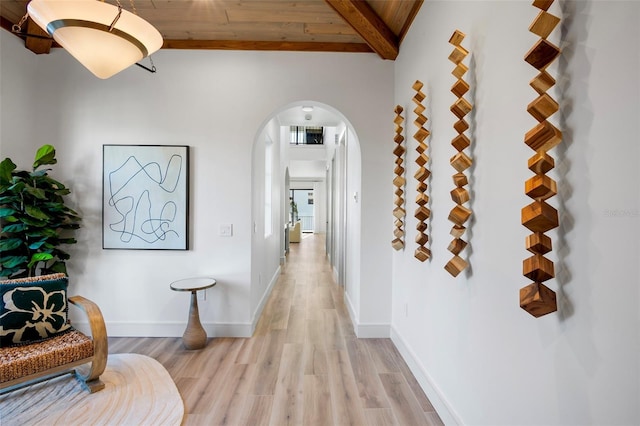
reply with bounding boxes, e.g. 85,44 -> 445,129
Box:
68,295 -> 108,383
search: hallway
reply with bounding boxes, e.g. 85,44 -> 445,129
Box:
109,234 -> 443,425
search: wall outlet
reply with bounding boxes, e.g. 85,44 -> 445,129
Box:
220,223 -> 233,237
405,302 -> 409,317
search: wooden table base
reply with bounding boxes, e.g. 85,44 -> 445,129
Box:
182,291 -> 207,350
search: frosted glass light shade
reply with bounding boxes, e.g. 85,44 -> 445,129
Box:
27,0 -> 163,79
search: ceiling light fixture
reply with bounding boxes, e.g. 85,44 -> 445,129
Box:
25,0 -> 163,79
301,106 -> 314,112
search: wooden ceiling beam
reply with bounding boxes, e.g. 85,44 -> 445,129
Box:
1,16 -> 56,53
25,17 -> 53,54
324,0 -> 398,60
398,0 -> 423,43
162,39 -> 373,54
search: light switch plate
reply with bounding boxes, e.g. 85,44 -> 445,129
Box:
220,223 -> 233,237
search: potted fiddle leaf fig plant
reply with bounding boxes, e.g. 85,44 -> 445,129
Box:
0,145 -> 81,279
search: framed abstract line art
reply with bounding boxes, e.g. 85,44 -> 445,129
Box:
102,145 -> 189,250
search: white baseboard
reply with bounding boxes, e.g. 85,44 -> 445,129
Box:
390,326 -> 461,425
75,321 -> 254,338
344,290 -> 358,330
344,292 -> 390,338
356,323 -> 390,338
250,265 -> 281,333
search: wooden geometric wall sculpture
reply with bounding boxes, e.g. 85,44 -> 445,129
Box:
392,105 -> 406,250
444,30 -> 472,277
520,0 -> 561,317
412,80 -> 431,262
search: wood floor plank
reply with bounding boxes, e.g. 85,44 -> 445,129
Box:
314,285 -> 335,309
240,395 -> 273,426
200,338 -> 244,379
395,351 -> 437,413
379,372 -> 430,426
304,343 -> 328,376
292,281 -> 308,307
326,349 -> 368,425
364,408 -> 399,425
235,336 -> 265,364
345,338 -> 390,408
323,308 -> 345,350
303,374 -> 334,426
108,234 -> 442,426
365,338 -> 403,373
190,339 -> 247,414
269,295 -> 292,330
251,329 -> 286,395
173,377 -> 208,415
269,343 -> 304,425
285,307 -> 306,344
425,411 -> 446,426
201,363 -> 253,425
368,337 -> 436,413
306,318 -> 325,345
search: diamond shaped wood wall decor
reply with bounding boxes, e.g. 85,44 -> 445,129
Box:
520,0 -> 562,317
392,105 -> 406,251
445,30 -> 472,277
412,80 -> 431,262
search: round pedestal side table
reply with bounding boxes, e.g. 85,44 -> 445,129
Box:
170,277 -> 216,350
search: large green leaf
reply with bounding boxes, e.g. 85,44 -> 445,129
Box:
28,240 -> 47,250
25,187 -> 47,199
1,256 -> 28,268
33,145 -> 57,169
27,228 -> 57,238
45,177 -> 66,189
49,261 -> 67,274
28,252 -> 54,268
0,195 -> 17,203
2,223 -> 25,232
0,158 -> 17,184
0,207 -> 17,217
0,238 -> 22,250
21,216 -> 47,226
31,169 -> 49,177
7,181 -> 25,193
25,205 -> 50,220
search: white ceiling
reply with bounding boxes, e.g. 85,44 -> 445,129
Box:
288,160 -> 327,180
276,104 -> 342,127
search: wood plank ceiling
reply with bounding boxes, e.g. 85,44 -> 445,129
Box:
0,0 -> 423,60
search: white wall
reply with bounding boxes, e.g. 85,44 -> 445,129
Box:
392,1 -> 639,425
250,120 -> 282,326
0,32 -> 394,338
312,180 -> 327,233
0,33 -> 37,160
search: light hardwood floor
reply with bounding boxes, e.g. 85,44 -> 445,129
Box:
109,234 -> 443,425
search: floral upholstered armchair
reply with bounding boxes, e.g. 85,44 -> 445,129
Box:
0,273 -> 107,394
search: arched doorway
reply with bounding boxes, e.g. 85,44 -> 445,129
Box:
250,101 -> 362,327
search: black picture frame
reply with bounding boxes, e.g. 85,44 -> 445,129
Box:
102,144 -> 189,250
